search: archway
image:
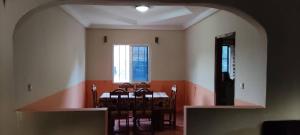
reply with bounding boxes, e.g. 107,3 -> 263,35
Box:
7,1 -> 270,135
13,0 -> 268,110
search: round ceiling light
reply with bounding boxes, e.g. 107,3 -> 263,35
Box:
136,5 -> 150,13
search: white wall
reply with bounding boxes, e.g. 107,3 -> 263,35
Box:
185,10 -> 267,106
86,29 -> 185,81
14,6 -> 86,108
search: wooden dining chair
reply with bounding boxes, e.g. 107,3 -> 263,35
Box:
133,88 -> 154,135
108,88 -> 130,135
135,82 -> 150,90
163,84 -> 177,129
119,83 -> 134,91
91,84 -> 99,108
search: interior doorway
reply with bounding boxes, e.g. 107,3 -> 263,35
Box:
215,32 -> 236,106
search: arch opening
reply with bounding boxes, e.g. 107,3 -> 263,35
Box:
14,1 -> 268,111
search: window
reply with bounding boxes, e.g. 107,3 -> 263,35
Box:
132,46 -> 149,82
113,45 -> 149,83
221,44 -> 235,79
222,45 -> 230,72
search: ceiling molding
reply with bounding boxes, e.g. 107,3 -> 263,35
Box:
138,7 -> 192,25
61,5 -> 218,30
183,8 -> 219,29
89,24 -> 184,30
92,6 -> 138,25
61,5 -> 90,27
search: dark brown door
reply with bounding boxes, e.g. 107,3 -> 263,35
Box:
215,33 -> 235,106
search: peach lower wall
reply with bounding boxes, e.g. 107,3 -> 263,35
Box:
184,81 -> 215,106
235,99 -> 262,107
85,80 -> 259,112
18,81 -> 86,110
19,80 -> 259,111
185,81 -> 260,107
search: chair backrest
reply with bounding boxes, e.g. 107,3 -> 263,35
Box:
109,88 -> 129,111
91,84 -> 98,108
110,88 -> 129,98
119,83 -> 134,91
135,82 -> 150,89
170,84 -> 177,110
134,88 -> 154,111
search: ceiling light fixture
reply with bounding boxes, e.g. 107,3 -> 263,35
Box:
136,5 -> 150,13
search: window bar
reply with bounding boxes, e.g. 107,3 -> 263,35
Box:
125,46 -> 127,81
146,47 -> 148,80
118,46 -> 121,82
227,45 -> 230,73
144,47 -> 147,81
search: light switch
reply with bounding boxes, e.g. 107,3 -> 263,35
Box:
27,84 -> 32,92
240,83 -> 245,90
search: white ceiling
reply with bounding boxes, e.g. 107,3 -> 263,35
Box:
61,5 -> 218,30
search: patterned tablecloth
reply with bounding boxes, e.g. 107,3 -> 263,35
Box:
99,92 -> 169,109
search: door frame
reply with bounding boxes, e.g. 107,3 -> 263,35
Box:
214,32 -> 236,105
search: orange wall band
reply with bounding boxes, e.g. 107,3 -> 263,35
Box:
86,80 -> 259,112
19,80 -> 259,111
85,80 -> 186,112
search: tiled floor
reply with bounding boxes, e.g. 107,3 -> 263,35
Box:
113,112 -> 183,135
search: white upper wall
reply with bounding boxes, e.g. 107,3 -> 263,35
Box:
185,10 -> 267,106
14,7 -> 86,108
86,29 -> 185,81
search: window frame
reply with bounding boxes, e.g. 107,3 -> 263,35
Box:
112,44 -> 151,84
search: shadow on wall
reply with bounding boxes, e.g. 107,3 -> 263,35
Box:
13,6 -> 86,109
225,127 -> 259,135
18,111 -> 106,135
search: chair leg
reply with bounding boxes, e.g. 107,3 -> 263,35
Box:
110,118 -> 114,135
133,117 -> 137,135
126,118 -> 129,134
173,111 -> 176,129
151,117 -> 155,135
137,118 -> 140,126
118,119 -> 120,129
169,113 -> 172,126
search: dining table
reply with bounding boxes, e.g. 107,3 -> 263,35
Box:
99,91 -> 170,131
